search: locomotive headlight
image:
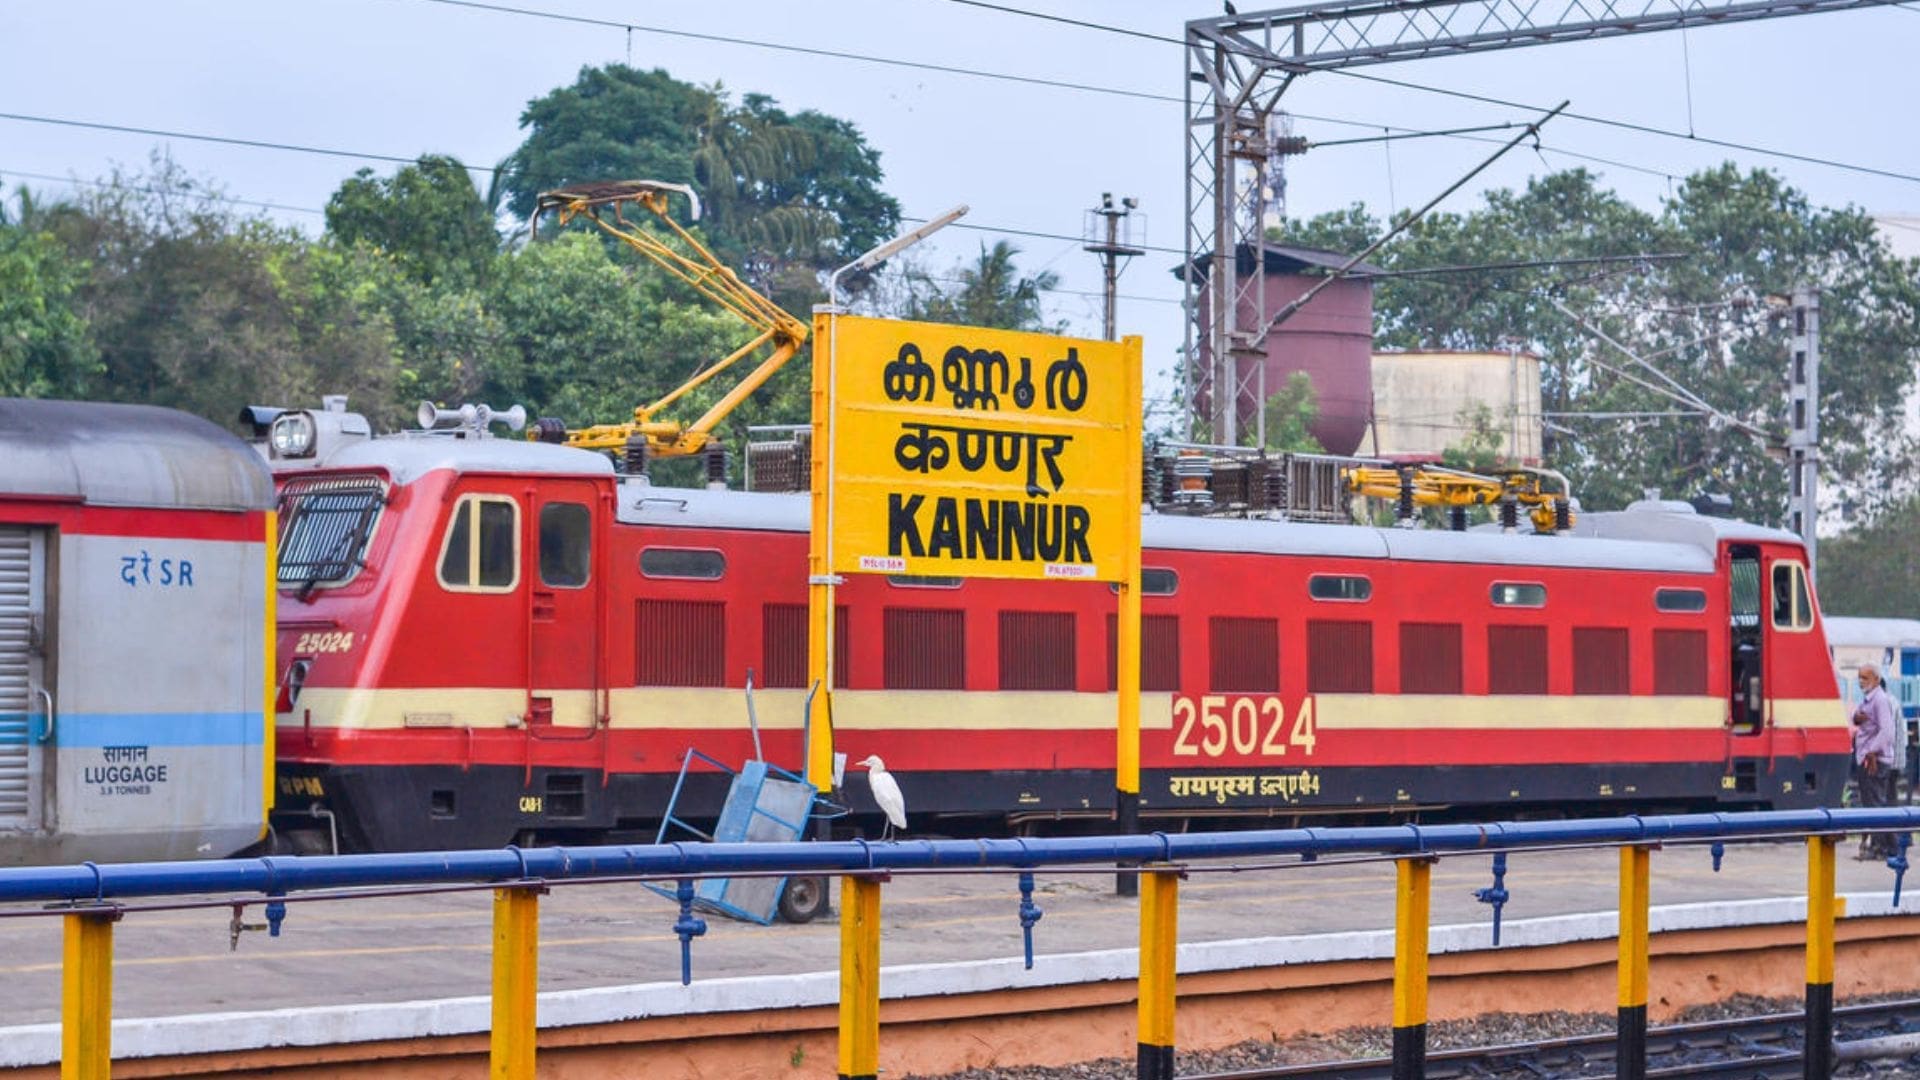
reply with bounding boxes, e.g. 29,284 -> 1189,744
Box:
269,411 -> 317,458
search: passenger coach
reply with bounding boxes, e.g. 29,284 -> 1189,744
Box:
259,402 -> 1848,851
0,398 -> 276,864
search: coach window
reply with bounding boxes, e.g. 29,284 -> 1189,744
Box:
438,495 -> 519,593
1109,568 -> 1179,596
1771,561 -> 1814,632
538,503 -> 591,588
1490,582 -> 1546,608
640,547 -> 726,580
1309,574 -> 1372,602
1654,587 -> 1708,613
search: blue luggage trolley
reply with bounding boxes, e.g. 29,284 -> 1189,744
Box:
649,748 -> 830,924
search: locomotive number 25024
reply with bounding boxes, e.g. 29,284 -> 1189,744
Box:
1170,695 -> 1319,759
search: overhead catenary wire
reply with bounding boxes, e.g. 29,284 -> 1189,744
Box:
412,0 -> 1898,188
937,0 -> 1920,188
0,167 -> 326,217
0,111 -> 475,175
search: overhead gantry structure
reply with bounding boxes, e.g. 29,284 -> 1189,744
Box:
1183,0 -> 1906,446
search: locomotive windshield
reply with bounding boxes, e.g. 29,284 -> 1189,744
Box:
277,474 -> 387,595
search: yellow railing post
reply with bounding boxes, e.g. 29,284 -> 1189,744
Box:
1137,868 -> 1179,1080
490,885 -> 541,1080
1617,844 -> 1651,1080
1805,835 -> 1837,1079
1392,857 -> 1432,1080
61,908 -> 115,1080
838,875 -> 882,1080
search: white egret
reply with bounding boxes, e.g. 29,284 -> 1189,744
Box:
857,755 -> 907,841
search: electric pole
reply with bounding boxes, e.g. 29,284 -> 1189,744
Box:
1786,284 -> 1820,577
1083,194 -> 1144,341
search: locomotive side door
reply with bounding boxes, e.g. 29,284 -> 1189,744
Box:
0,526 -> 47,832
526,480 -> 604,740
1727,543 -> 1764,735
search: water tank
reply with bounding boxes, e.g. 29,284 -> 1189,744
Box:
1184,244 -> 1377,455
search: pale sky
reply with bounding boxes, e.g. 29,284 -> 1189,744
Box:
3,0 -> 1917,418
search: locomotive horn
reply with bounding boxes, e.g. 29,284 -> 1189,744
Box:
417,401 -> 465,430
416,402 -> 528,433
491,404 -> 529,432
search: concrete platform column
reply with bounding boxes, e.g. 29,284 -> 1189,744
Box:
1137,867 -> 1179,1080
61,908 -> 115,1080
839,875 -> 882,1080
1392,856 -> 1432,1080
1617,845 -> 1651,1080
490,885 -> 541,1079
1805,835 -> 1837,1080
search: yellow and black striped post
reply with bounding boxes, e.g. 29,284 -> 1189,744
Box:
61,908 -> 115,1080
1137,868 -> 1179,1080
1805,835 -> 1837,1080
490,885 -> 540,1080
838,875 -> 882,1080
1393,857 -> 1432,1080
1617,844 -> 1651,1080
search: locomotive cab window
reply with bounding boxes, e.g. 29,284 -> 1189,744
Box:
1309,574 -> 1372,602
538,503 -> 591,588
640,547 -> 726,580
1655,587 -> 1708,613
437,495 -> 519,592
1490,582 -> 1546,608
277,475 -> 387,591
1771,561 -> 1814,631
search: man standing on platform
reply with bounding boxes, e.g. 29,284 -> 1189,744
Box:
1852,662 -> 1901,859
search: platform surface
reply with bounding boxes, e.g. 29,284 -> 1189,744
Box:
0,837 -> 1907,1025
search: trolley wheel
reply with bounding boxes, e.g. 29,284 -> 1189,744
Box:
778,875 -> 830,923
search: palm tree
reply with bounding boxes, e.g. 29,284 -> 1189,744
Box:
905,241 -> 1062,332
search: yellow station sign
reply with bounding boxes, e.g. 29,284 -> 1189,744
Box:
823,315 -> 1141,583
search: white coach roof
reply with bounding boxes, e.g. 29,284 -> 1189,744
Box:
0,398 -> 274,512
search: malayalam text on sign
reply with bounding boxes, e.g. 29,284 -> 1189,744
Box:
825,316 -> 1140,583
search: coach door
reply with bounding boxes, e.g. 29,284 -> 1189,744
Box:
1727,544 -> 1764,735
0,527 -> 46,831
526,481 -> 604,742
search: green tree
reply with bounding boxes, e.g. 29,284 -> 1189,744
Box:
498,66 -> 899,310
1280,166 -> 1920,524
1818,496 -> 1920,616
0,191 -> 99,397
1260,371 -> 1325,452
45,157 -> 406,425
1439,401 -> 1508,473
482,231 -> 742,433
324,155 -> 498,288
901,240 -> 1064,332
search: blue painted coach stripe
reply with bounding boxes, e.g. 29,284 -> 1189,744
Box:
0,712 -> 264,747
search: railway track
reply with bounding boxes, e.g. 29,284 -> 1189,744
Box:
1181,998 -> 1920,1079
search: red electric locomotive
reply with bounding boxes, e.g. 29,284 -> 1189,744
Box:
255,399 -> 1849,854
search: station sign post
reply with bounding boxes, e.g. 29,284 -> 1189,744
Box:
806,314 -> 1144,859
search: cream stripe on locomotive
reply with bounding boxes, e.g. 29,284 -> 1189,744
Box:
1772,699 -> 1851,730
284,687 -> 1845,734
286,688 -> 1174,731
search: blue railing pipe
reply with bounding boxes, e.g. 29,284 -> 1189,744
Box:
1,808 -> 1917,905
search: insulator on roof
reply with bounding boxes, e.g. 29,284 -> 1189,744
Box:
623,435 -> 651,477
1172,452 -> 1213,510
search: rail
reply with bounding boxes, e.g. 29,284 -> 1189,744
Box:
9,807 -> 1920,1080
